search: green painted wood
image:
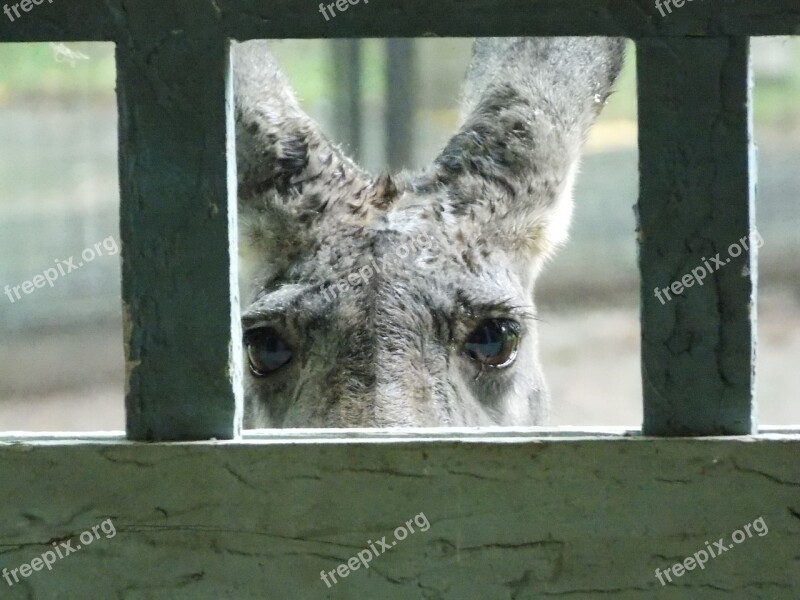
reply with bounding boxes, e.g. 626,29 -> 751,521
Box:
0,0 -> 114,41
637,38 -> 756,437
117,29 -> 242,441
3,426 -> 798,444
0,435 -> 797,598
2,0 -> 800,42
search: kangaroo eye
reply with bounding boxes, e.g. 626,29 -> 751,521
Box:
464,319 -> 520,368
244,328 -> 293,376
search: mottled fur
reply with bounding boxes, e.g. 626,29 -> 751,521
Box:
235,38 -> 625,427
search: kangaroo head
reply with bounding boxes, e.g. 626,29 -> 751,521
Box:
235,38 -> 625,428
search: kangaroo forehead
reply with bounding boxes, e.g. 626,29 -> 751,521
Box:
313,222 -> 441,266
244,252 -> 527,330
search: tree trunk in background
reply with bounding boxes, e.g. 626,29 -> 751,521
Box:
385,39 -> 415,170
331,39 -> 363,162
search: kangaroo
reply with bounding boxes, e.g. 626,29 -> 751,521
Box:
235,37 -> 625,428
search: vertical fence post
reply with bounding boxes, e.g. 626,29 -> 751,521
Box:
117,31 -> 242,440
637,37 -> 756,436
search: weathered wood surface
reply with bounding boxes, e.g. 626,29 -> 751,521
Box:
0,434 -> 797,598
117,28 -> 242,440
1,0 -> 800,42
637,37 -> 756,436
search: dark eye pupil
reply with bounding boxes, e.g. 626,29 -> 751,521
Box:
245,328 -> 293,376
465,319 -> 520,368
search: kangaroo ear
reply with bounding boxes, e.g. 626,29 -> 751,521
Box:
233,41 -> 372,290
234,40 -> 345,221
414,37 -> 625,264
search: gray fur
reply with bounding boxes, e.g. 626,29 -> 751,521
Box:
235,38 -> 625,428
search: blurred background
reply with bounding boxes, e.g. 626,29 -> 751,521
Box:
0,38 -> 797,430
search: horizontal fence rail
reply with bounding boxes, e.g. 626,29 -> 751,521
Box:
1,0 -> 800,41
0,435 -> 797,597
